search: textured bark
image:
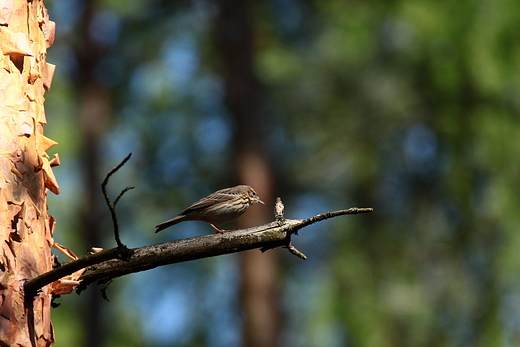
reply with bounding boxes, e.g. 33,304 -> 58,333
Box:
0,0 -> 58,346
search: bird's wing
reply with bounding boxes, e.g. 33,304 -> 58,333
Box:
180,193 -> 227,214
181,187 -> 245,214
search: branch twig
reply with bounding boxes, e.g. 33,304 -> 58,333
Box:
101,152 -> 134,249
284,243 -> 307,260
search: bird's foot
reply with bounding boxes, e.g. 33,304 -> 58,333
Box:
211,224 -> 232,233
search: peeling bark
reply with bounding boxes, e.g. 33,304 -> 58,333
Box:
0,1 -> 58,346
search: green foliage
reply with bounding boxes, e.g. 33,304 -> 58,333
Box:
45,0 -> 520,345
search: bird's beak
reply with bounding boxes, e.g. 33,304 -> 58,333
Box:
257,199 -> 265,205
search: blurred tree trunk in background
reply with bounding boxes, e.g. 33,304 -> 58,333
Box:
0,0 -> 58,346
216,1 -> 280,346
75,2 -> 112,347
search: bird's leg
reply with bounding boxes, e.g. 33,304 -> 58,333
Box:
211,224 -> 230,233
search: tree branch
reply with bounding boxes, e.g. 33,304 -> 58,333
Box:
24,248 -> 125,295
79,207 -> 373,286
24,206 -> 373,295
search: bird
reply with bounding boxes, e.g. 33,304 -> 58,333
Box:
155,185 -> 265,233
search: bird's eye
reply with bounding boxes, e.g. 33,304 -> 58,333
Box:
252,191 -> 257,196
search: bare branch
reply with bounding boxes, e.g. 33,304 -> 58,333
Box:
284,243 -> 307,260
24,205 -> 373,295
101,152 -> 133,249
24,247 -> 125,295
113,186 -> 135,207
79,207 -> 373,286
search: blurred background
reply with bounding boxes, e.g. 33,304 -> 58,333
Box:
43,0 -> 520,346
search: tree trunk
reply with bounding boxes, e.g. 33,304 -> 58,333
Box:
75,3 -> 112,345
0,0 -> 58,346
216,1 -> 280,346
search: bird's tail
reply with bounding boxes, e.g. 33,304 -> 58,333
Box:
155,215 -> 185,233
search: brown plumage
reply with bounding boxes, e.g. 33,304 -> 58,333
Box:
155,185 -> 265,233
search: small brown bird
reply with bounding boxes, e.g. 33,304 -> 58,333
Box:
155,185 -> 265,233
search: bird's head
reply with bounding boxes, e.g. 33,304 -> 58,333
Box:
239,185 -> 265,206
